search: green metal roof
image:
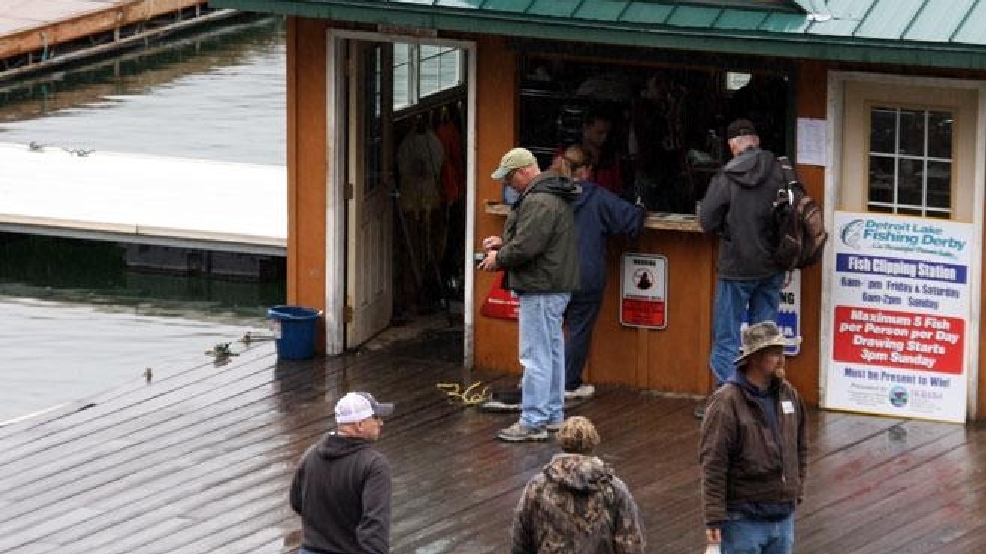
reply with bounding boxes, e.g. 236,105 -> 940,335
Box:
209,0 -> 986,70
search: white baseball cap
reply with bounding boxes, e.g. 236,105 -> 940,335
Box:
334,391 -> 395,424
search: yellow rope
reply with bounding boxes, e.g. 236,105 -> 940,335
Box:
436,381 -> 491,405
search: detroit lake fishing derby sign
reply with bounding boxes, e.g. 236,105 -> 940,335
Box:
825,212 -> 972,423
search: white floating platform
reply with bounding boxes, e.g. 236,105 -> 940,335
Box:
0,142 -> 286,255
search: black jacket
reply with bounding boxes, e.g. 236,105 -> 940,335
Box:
699,147 -> 784,280
290,433 -> 392,554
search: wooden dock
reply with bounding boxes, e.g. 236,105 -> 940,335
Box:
1,330 -> 985,554
0,0 -> 234,81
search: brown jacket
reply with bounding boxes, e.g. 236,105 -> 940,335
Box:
699,376 -> 808,526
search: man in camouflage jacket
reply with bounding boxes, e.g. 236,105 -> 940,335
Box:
510,417 -> 645,554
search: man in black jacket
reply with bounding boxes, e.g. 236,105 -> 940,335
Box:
698,119 -> 786,418
290,391 -> 394,554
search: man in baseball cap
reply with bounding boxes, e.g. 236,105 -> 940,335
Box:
290,391 -> 395,554
490,147 -> 538,181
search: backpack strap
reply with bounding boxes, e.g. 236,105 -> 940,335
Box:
775,156 -> 798,206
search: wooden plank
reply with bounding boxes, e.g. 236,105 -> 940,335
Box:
1,330 -> 985,554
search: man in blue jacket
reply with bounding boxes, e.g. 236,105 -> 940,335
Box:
552,145 -> 647,399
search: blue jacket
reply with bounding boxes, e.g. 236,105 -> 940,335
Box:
571,181 -> 647,299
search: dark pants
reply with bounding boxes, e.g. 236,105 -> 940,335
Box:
564,294 -> 603,391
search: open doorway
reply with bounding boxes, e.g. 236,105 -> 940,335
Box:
328,33 -> 474,356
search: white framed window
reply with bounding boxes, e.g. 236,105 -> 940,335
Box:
868,106 -> 953,219
393,43 -> 463,111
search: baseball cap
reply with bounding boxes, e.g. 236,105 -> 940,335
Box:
726,118 -> 758,140
334,391 -> 395,424
491,147 -> 537,180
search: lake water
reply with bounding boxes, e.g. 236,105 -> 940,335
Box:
0,17 -> 288,422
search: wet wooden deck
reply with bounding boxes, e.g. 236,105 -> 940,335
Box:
1,329 -> 985,554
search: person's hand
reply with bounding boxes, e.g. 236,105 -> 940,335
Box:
705,527 -> 722,544
482,236 -> 502,250
477,250 -> 498,272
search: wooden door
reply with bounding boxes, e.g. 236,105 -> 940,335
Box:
345,41 -> 394,347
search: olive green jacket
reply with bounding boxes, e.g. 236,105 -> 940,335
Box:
498,172 -> 581,293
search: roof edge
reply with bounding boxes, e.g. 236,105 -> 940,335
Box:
210,0 -> 986,71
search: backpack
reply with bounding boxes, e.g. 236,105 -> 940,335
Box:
771,156 -> 828,270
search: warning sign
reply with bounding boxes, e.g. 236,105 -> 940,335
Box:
620,253 -> 667,329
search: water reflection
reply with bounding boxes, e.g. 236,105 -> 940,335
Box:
0,233 -> 285,422
0,16 -> 286,165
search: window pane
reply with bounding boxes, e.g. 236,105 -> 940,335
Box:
926,161 -> 951,209
393,64 -> 410,110
437,51 -> 461,89
898,109 -> 925,156
869,204 -> 893,214
868,155 -> 894,204
419,54 -> 441,97
393,43 -> 409,65
926,210 -> 951,220
928,111 -> 953,159
897,158 -> 923,205
898,207 -> 923,217
870,107 -> 896,154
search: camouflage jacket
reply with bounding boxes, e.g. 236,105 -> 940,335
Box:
511,453 -> 645,554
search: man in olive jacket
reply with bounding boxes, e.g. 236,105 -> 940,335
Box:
479,147 -> 580,442
699,321 -> 808,554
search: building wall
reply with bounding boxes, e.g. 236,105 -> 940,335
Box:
285,18 -> 986,417
286,17 -> 329,352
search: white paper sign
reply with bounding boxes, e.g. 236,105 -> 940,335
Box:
796,118 -> 827,167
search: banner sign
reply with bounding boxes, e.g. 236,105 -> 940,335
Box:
620,253 -> 667,329
742,270 -> 801,356
824,212 -> 972,423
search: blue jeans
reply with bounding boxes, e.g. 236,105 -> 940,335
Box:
710,273 -> 785,385
564,294 -> 602,391
722,514 -> 794,554
518,292 -> 570,428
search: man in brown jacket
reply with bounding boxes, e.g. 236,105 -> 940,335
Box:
699,321 -> 807,554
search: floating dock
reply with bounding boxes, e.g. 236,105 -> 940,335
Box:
0,142 -> 286,255
0,0 -> 236,82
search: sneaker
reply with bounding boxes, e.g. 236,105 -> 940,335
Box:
564,384 -> 595,400
497,422 -> 548,442
546,421 -> 563,432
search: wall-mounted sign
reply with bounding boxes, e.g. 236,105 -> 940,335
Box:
620,253 -> 667,329
824,212 -> 972,423
742,270 -> 801,356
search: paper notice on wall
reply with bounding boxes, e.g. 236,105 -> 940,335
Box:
796,118 -> 827,167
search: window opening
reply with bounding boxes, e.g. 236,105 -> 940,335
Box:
868,106 -> 953,219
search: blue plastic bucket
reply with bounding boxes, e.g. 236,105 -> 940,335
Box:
267,305 -> 321,361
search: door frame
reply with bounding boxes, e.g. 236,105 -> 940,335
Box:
325,30 -> 477,366
822,71 -> 986,418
